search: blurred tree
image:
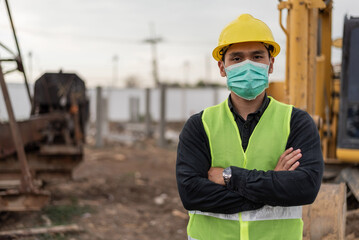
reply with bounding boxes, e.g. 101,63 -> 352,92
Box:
195,80 -> 207,87
195,79 -> 225,88
125,75 -> 140,88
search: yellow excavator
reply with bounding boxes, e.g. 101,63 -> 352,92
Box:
268,0 -> 359,238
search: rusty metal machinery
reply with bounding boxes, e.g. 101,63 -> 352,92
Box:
1,73 -> 89,180
32,72 -> 89,146
0,0 -> 88,211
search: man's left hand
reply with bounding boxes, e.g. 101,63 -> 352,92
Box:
208,167 -> 225,186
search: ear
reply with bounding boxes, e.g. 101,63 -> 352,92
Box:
268,57 -> 275,74
218,61 -> 226,77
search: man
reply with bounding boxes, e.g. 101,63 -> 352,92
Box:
176,14 -> 323,240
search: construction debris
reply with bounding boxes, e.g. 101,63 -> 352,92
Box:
303,183 -> 346,240
0,224 -> 83,238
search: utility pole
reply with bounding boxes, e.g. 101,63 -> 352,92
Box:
182,61 -> 189,121
183,61 -> 190,86
112,54 -> 119,87
158,83 -> 166,147
144,23 -> 166,147
144,23 -> 162,87
145,88 -> 152,138
28,51 -> 32,83
95,86 -> 103,148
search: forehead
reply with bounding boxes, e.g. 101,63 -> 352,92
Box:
226,42 -> 267,55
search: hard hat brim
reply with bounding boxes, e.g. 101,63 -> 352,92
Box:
212,41 -> 281,61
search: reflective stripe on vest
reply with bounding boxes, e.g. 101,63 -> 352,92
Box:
242,205 -> 302,221
189,205 -> 302,222
188,236 -> 199,240
188,210 -> 239,221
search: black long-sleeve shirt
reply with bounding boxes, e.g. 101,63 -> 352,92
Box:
176,94 -> 324,214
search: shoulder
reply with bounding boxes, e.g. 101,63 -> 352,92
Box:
270,98 -> 313,124
290,107 -> 318,133
186,111 -> 203,126
180,111 -> 204,138
291,107 -> 315,123
268,97 -> 292,114
179,111 -> 211,150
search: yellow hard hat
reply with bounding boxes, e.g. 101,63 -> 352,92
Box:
212,14 -> 280,61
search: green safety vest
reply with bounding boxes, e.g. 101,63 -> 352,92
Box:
187,96 -> 303,240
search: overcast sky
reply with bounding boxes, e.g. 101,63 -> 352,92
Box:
0,0 -> 358,88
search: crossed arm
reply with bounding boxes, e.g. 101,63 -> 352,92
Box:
208,147 -> 302,185
176,109 -> 323,214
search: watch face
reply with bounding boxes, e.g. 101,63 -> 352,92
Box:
224,168 -> 231,176
223,168 -> 231,185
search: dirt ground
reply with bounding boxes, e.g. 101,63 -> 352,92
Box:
1,136 -> 359,239
0,139 -> 188,240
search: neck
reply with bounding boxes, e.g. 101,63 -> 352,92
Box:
230,92 -> 265,120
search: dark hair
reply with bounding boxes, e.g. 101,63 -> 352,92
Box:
264,44 -> 274,57
220,43 -> 273,62
219,45 -> 232,62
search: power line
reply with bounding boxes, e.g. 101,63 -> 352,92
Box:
144,23 -> 162,87
0,23 -> 215,46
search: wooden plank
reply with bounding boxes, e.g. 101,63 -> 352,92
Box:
0,190 -> 50,211
0,153 -> 82,171
39,145 -> 82,155
0,180 -> 21,189
303,183 -> 346,240
0,180 -> 20,189
0,224 -> 82,237
340,167 -> 359,201
0,179 -> 42,189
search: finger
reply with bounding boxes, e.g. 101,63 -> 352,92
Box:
279,148 -> 293,164
288,161 -> 300,171
280,147 -> 294,161
284,153 -> 302,169
282,149 -> 301,162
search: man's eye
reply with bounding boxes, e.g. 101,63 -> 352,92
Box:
233,57 -> 241,61
254,55 -> 263,59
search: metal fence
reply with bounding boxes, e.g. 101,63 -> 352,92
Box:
1,83 -> 230,123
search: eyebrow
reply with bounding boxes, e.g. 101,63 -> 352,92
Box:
228,50 -> 266,57
252,50 -> 266,55
228,52 -> 244,57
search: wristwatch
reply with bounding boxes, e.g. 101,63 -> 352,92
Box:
223,167 -> 232,185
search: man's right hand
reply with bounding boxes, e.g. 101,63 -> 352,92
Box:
274,147 -> 302,171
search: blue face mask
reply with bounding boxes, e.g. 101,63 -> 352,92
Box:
225,60 -> 269,100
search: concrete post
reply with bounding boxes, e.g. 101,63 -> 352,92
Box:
129,97 -> 140,122
181,88 -> 187,121
129,97 -> 134,122
102,97 -> 109,137
145,88 -> 152,137
158,83 -> 166,147
95,86 -> 103,148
